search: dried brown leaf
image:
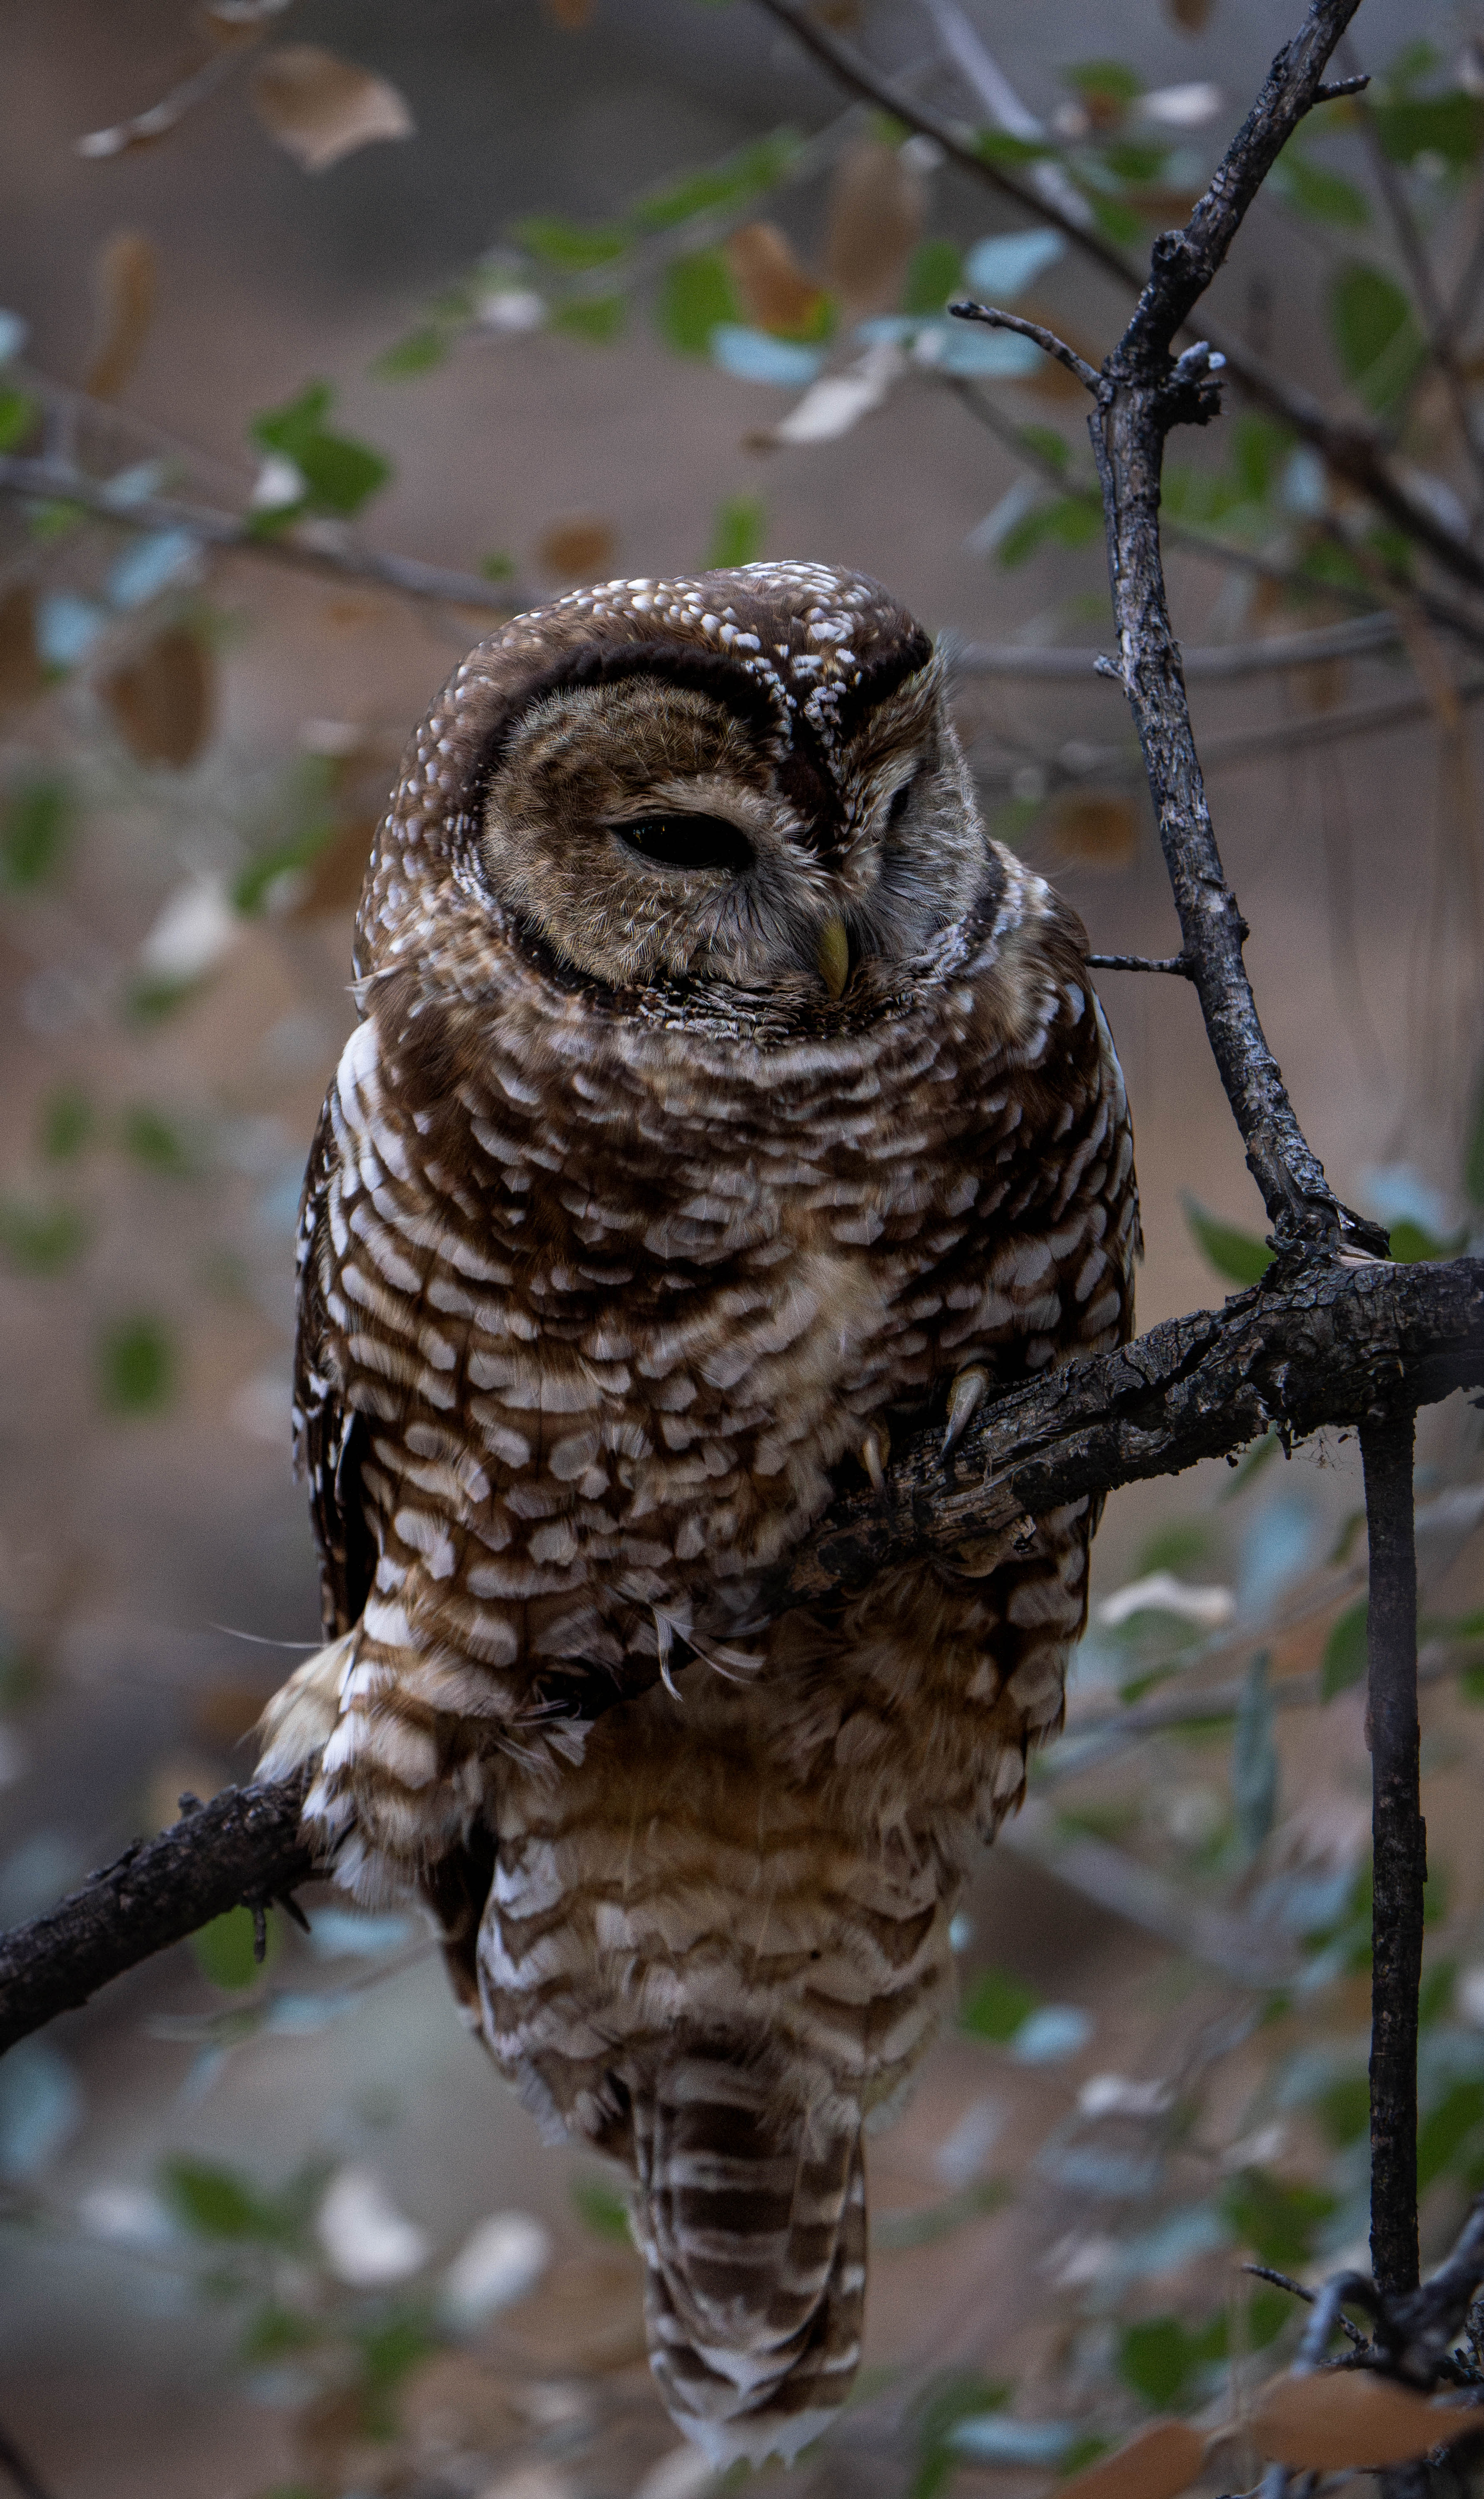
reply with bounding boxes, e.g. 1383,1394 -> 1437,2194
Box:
498,2251 -> 647,2374
543,0 -> 595,23
537,517 -> 618,581
822,138 -> 925,316
289,817 -> 377,918
1168,0 -> 1216,26
1048,791 -> 1139,868
1057,2419 -> 1205,2499
85,232 -> 157,400
249,45 -> 415,174
0,586 -> 45,713
725,223 -> 829,336
100,626 -> 213,768
812,0 -> 863,25
400,2349 -> 525,2462
1252,2369 -> 1477,2470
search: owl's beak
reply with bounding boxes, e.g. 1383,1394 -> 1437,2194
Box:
816,915 -> 851,1000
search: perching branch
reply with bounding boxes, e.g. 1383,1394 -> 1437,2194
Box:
2,1257 -> 1480,2054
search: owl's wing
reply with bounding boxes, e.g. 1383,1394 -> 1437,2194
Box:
293,1097 -> 377,1639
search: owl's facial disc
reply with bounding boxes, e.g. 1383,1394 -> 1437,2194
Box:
477,670 -> 988,997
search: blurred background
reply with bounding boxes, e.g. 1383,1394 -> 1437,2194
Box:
5,3 -> 1484,2495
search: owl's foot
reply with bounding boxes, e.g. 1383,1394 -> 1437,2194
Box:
858,1421 -> 890,1493
941,1364 -> 989,1457
255,1631 -> 356,1783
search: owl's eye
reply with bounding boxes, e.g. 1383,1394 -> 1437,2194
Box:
886,776 -> 918,830
612,814 -> 755,874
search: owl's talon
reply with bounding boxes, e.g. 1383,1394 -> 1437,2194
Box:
942,1365 -> 989,1457
860,1423 -> 890,1494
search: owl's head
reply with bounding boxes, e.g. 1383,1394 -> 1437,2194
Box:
362,563 -> 999,1010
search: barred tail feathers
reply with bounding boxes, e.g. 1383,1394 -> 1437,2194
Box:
634,2054 -> 866,2468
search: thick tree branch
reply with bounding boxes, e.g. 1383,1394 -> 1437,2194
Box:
0,1771 -> 314,2056
2,1258 -> 1480,2055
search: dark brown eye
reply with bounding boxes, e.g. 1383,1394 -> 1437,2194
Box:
887,778 -> 916,829
613,815 -> 754,873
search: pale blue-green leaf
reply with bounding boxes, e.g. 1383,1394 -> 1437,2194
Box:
709,325 -> 823,385
100,461 -> 167,509
949,2418 -> 1078,2465
36,593 -> 107,668
1231,1650 -> 1278,1856
108,529 -> 200,610
1238,1494 -> 1317,1617
306,1909 -> 417,1958
0,311 -> 27,364
0,2039 -> 83,2179
1012,2004 -> 1093,2063
917,320 -> 1043,377
1361,1161 -> 1453,1237
1279,446 -> 1328,516
962,227 -> 1066,299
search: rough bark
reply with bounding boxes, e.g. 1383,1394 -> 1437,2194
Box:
1363,1409 -> 1425,2304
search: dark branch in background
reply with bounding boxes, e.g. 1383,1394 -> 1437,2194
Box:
2,1257 -> 1480,2055
0,451 -> 531,616
1363,1408 -> 1425,2304
755,0 -> 1484,601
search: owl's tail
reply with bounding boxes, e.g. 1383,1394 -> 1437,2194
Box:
632,2051 -> 865,2469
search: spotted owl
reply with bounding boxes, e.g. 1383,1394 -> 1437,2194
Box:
259,560 -> 1138,2466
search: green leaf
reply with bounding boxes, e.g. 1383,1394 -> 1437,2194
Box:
1100,139 -> 1173,184
1182,1195 -> 1274,1285
373,327 -> 449,380
249,384 -> 391,518
1417,2078 -> 1484,2192
1387,1216 -> 1464,1262
570,2175 -> 632,2242
192,1903 -> 278,1992
0,1197 -> 88,1275
1220,2168 -> 1336,2268
479,551 -> 516,580
352,2308 -> 439,2437
975,130 -> 1055,167
1384,39 -> 1441,100
1232,414 -> 1293,502
240,2304 -> 322,2364
122,1104 -> 195,1177
909,2375 -> 1011,2499
1116,2314 -> 1225,2410
97,1314 -> 175,1414
550,294 -> 625,344
0,776 -> 73,891
1375,93 -> 1484,171
1322,1598 -> 1369,1700
1089,195 -> 1145,249
512,213 -> 629,271
657,249 -> 739,355
1064,58 -> 1143,108
38,1085 -> 93,1161
705,494 -> 765,569
1271,148 -> 1371,227
0,387 -> 38,453
960,1965 -> 1040,2043
1315,2072 -> 1369,2147
1017,423 -> 1071,476
630,130 -> 801,233
902,238 -> 964,316
1328,262 -> 1427,414
162,2155 -> 290,2242
995,489 -> 1102,567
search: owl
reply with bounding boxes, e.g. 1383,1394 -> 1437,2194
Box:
259,561 -> 1138,2467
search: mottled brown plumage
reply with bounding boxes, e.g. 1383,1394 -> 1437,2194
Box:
260,560 -> 1138,2465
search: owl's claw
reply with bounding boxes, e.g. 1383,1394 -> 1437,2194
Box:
860,1422 -> 890,1494
942,1365 -> 989,1457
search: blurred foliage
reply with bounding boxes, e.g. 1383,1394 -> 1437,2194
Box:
96,1314 -> 175,1414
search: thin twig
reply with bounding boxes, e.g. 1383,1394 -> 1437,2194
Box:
1362,1406 -> 1424,2304
1243,2264 -> 1369,2347
948,299 -> 1100,392
1085,952 -> 1194,975
951,614 -> 1404,679
0,453 -> 531,615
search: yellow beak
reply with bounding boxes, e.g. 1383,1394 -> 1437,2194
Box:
816,916 -> 850,1000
